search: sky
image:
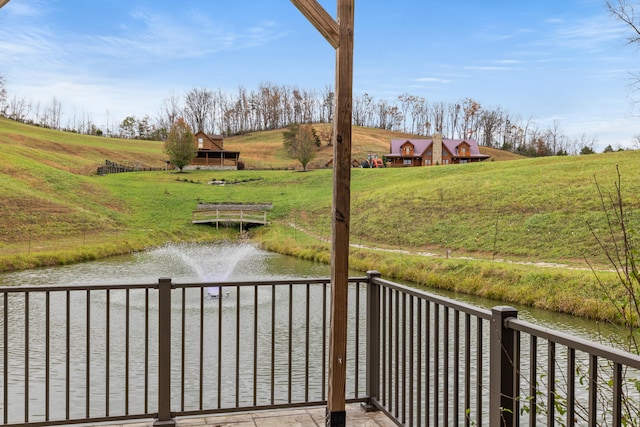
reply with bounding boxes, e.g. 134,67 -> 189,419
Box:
0,0 -> 639,150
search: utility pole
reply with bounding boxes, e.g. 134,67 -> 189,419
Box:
290,1 -> 354,426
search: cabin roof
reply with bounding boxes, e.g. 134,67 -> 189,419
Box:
388,138 -> 488,158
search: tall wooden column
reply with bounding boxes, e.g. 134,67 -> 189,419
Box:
290,1 -> 354,426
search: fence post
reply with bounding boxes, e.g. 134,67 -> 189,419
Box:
489,306 -> 518,427
154,278 -> 175,426
363,270 -> 381,411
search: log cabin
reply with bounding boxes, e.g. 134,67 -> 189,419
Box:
185,131 -> 240,170
386,134 -> 490,167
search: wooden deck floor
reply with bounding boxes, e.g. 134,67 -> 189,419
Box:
87,404 -> 397,426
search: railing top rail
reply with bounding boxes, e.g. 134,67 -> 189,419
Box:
0,276 -> 369,293
0,282 -> 157,293
506,317 -> 640,368
174,276 -> 367,289
372,276 -> 492,320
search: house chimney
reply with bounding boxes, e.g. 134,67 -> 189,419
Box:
432,134 -> 443,165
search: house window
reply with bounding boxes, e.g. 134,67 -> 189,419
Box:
426,159 -> 431,165
403,159 -> 412,165
405,147 -> 411,154
461,159 -> 468,164
443,159 -> 449,165
461,147 -> 467,155
198,137 -> 204,149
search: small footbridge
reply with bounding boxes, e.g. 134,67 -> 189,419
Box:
191,202 -> 272,230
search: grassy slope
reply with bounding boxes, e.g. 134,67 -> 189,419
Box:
1,118 -> 637,322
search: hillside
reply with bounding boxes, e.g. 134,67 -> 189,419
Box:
0,116 -> 634,271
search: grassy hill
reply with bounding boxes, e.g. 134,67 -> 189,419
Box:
1,117 -> 639,322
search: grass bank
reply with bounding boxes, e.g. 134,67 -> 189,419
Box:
255,224 -> 621,323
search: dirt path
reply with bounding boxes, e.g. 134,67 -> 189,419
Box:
288,223 -> 595,271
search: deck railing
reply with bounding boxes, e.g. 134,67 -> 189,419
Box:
1,273 -> 640,426
366,273 -> 640,426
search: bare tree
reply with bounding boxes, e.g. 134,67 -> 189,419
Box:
320,85 -> 334,124
447,102 -> 461,139
48,97 -> 63,130
352,93 -> 370,127
157,95 -> 182,139
477,108 -> 502,148
0,74 -> 7,116
608,1 -> 640,44
183,87 -> 213,133
608,1 -> 640,96
397,93 -> 415,133
8,95 -> 30,122
410,96 -> 428,135
460,98 -> 482,139
430,102 -> 445,135
376,99 -> 394,130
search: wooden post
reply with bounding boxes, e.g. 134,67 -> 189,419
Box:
0,1 -> 10,9
290,1 -> 353,426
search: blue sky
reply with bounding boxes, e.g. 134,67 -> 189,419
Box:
0,0 -> 638,150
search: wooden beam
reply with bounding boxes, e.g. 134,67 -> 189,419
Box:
326,2 -> 353,425
292,1 -> 354,425
290,0 -> 340,49
0,0 -> 10,9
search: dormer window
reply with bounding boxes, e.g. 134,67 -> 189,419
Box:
198,137 -> 204,149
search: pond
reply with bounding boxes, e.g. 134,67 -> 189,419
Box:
0,241 -> 630,348
0,241 -> 633,423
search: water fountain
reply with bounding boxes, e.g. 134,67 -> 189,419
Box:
148,242 -> 261,297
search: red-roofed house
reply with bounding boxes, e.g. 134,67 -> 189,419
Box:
185,132 -> 240,170
387,135 -> 490,167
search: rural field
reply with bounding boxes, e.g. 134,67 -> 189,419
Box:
1,117 -> 639,323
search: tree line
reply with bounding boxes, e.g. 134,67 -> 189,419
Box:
0,76 -> 622,156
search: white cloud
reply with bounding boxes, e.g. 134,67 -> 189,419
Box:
536,15 -> 628,52
414,77 -> 452,84
84,9 -> 288,63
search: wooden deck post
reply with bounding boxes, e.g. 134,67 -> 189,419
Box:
0,1 -> 10,9
290,1 -> 353,426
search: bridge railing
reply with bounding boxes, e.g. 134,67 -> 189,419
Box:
2,274 -> 640,426
191,208 -> 268,225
